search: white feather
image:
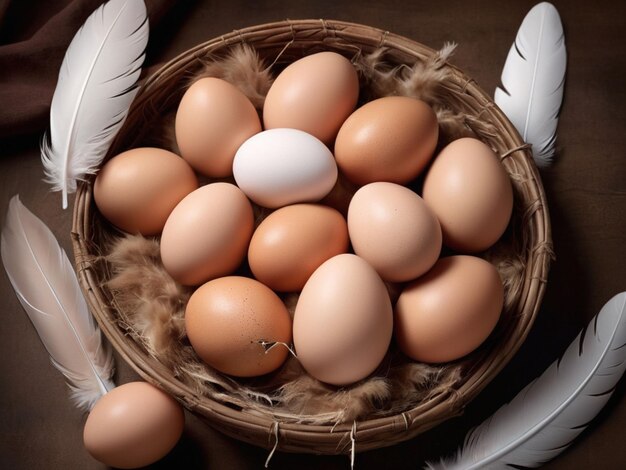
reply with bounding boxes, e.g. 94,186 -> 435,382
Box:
494,2 -> 566,167
41,0 -> 149,209
1,196 -> 115,410
426,292 -> 626,470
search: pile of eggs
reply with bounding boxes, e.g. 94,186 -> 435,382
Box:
94,51 -> 513,387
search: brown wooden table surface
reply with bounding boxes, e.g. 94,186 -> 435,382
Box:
1,1 -> 625,468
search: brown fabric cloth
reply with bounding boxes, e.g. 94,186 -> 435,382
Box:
0,0 -> 176,140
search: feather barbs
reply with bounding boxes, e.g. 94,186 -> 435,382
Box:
1,196 -> 115,411
494,2 -> 566,167
427,292 -> 626,469
41,0 -> 149,209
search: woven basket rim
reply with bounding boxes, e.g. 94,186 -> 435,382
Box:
71,18 -> 552,455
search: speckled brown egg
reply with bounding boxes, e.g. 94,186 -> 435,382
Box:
185,276 -> 292,377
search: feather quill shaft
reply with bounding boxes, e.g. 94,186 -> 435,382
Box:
426,292 -> 626,469
494,2 -> 566,167
41,0 -> 149,209
1,196 -> 115,410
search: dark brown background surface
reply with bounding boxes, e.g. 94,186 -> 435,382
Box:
1,1 -> 625,469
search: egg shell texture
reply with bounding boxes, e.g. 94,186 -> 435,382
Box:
233,128 -> 338,208
185,276 -> 292,377
160,182 -> 254,286
83,381 -> 184,469
93,147 -> 198,235
334,96 -> 438,185
422,137 -> 513,253
248,203 -> 349,291
394,255 -> 504,363
175,77 -> 262,177
263,51 -> 359,144
348,182 -> 442,282
293,253 -> 393,386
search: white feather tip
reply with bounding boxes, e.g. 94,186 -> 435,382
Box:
495,2 -> 566,168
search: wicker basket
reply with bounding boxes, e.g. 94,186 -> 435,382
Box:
71,19 -> 551,455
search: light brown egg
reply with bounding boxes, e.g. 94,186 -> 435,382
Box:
93,147 -> 198,235
175,77 -> 261,177
422,137 -> 513,252
394,255 -> 503,363
160,182 -> 254,286
293,254 -> 393,386
83,381 -> 184,469
248,203 -> 349,291
334,96 -> 438,185
347,182 -> 442,282
263,51 -> 359,144
185,276 -> 292,377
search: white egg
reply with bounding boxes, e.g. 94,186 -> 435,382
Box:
233,128 -> 338,208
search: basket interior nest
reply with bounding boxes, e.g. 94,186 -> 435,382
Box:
72,20 -> 551,452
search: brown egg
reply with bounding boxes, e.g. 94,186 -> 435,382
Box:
83,381 -> 184,469
185,276 -> 292,377
422,137 -> 513,252
175,77 -> 261,177
394,255 -> 503,363
347,182 -> 442,282
263,51 -> 359,144
334,96 -> 438,185
160,182 -> 254,286
93,147 -> 198,235
293,254 -> 393,386
248,203 -> 349,292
